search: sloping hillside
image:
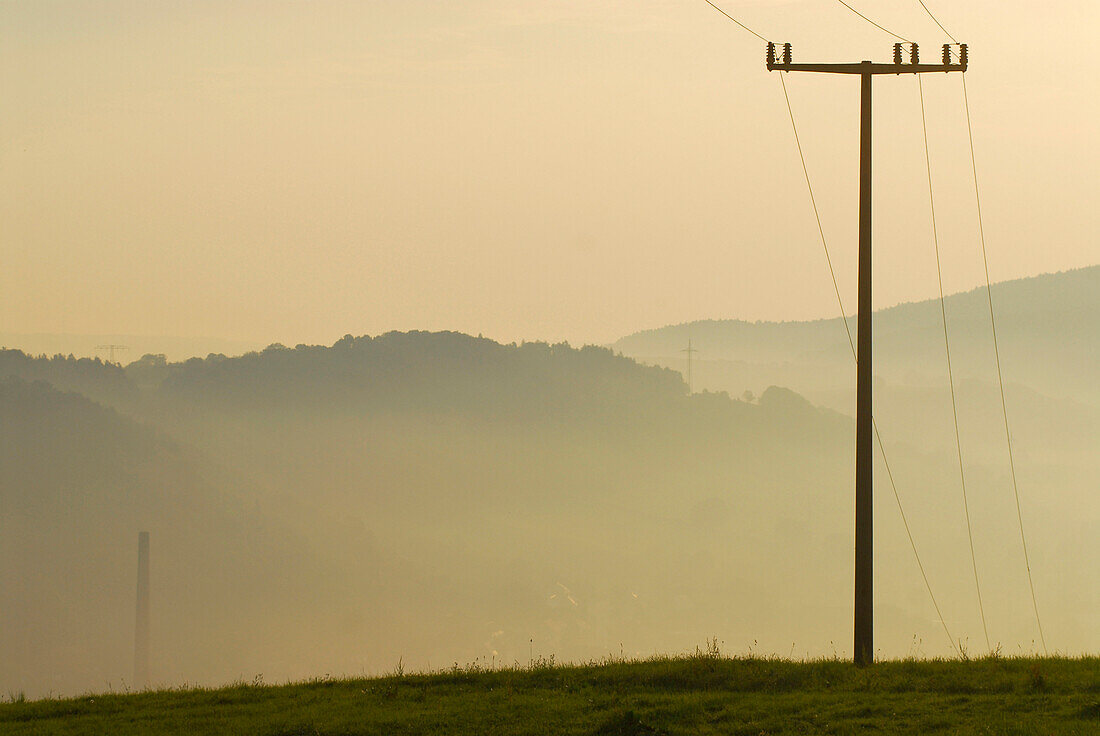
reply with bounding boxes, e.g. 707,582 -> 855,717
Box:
2,655 -> 1097,735
0,378 -> 342,698
613,265 -> 1100,406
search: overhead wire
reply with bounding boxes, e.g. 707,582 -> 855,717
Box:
918,75 -> 990,652
906,0 -> 1048,654
961,74 -> 1048,654
779,73 -> 960,655
831,0 -> 1046,651
914,0 -> 957,43
833,0 -> 910,42
832,0 -> 994,650
701,0 -> 770,42
777,74 -> 849,356
820,0 -> 1012,656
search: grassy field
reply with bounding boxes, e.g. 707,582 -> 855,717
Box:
2,651 -> 1097,735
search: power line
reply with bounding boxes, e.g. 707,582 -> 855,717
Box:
914,0 -> 957,43
778,74 -> 851,356
701,0 -> 770,42
918,75 -> 990,652
842,0 -> 1046,656
873,422 -> 960,656
961,74 -> 1047,654
833,0 -> 910,42
779,73 -> 958,655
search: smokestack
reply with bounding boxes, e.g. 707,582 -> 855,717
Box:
134,531 -> 150,689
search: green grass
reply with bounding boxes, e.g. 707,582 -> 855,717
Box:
2,652 -> 1097,735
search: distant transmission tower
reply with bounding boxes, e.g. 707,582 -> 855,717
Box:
95,344 -> 129,364
681,338 -> 698,394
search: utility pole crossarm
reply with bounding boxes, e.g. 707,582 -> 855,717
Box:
766,42 -> 967,75
768,62 -> 965,74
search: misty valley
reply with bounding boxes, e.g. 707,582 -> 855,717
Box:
2,268 -> 1096,699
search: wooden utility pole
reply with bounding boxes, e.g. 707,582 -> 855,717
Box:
766,42 -> 967,665
135,531 -> 150,689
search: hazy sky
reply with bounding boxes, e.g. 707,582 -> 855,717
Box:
2,0 -> 1097,348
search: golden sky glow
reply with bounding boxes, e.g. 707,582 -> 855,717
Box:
2,0 -> 1097,348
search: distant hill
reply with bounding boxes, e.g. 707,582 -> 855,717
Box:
155,332 -> 689,418
612,265 -> 1100,406
0,349 -> 137,408
144,332 -> 845,440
